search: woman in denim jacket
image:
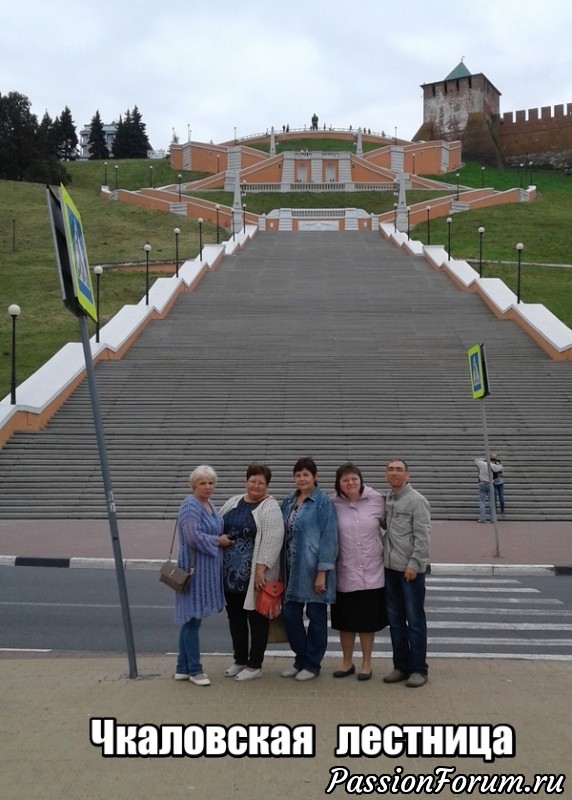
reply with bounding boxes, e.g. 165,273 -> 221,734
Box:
280,457 -> 338,681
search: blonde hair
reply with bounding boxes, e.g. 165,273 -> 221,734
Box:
189,465 -> 217,490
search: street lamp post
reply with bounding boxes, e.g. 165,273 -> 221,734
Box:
393,202 -> 398,230
94,266 -> 103,343
519,163 -> 524,188
425,206 -> 431,244
481,166 -> 485,188
178,173 -> 182,201
447,216 -> 452,259
516,242 -> 524,303
149,165 -> 153,188
455,173 -> 460,201
143,242 -> 151,305
114,164 -> 118,190
104,161 -> 108,185
174,228 -> 180,278
8,304 -> 21,405
215,204 -> 220,244
198,218 -> 203,261
406,206 -> 411,240
478,226 -> 485,278
242,203 -> 246,231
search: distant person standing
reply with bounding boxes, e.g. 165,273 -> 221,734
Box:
474,456 -> 503,523
382,459 -> 431,688
491,454 -> 505,515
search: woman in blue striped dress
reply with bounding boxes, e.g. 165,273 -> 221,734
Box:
175,465 -> 224,686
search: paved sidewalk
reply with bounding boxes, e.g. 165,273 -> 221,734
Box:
1,654 -> 570,800
1,518 -> 570,573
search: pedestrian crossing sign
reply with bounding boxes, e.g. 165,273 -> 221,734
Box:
46,184 -> 97,322
468,343 -> 490,399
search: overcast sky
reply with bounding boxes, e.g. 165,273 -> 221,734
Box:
2,0 -> 571,152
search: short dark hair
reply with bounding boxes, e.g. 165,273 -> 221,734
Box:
293,457 -> 317,477
335,463 -> 364,497
246,462 -> 272,485
386,458 -> 409,471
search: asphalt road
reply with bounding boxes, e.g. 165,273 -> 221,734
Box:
2,567 -> 572,663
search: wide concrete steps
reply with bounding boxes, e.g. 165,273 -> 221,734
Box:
0,232 -> 571,520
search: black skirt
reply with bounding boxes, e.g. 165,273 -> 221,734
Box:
330,587 -> 388,633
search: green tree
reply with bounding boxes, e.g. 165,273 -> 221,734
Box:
111,107 -> 151,158
0,91 -> 40,179
131,105 -> 151,158
87,109 -> 109,160
53,106 -> 78,160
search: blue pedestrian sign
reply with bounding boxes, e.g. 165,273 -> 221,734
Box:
468,343 -> 490,399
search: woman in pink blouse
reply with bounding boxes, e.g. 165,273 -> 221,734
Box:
331,463 -> 388,681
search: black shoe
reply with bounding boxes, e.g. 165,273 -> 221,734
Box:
357,671 -> 372,681
333,665 -> 356,678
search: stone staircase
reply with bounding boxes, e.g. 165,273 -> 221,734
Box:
0,232 -> 571,521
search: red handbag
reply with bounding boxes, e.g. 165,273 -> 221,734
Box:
255,581 -> 284,619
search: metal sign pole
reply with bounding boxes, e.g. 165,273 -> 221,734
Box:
480,398 -> 500,558
467,342 -> 501,559
79,314 -> 138,677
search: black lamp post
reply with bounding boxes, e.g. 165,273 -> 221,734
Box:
393,202 -> 398,230
478,226 -> 485,278
104,161 -> 108,185
143,242 -> 151,305
242,203 -> 246,231
516,242 -> 524,303
481,166 -> 485,188
412,153 -> 416,175
406,206 -> 411,240
231,209 -> 235,241
529,161 -> 534,186
178,173 -> 182,201
114,164 -> 118,190
149,165 -> 153,188
215,204 -> 220,244
174,228 -> 180,277
519,163 -> 524,188
455,173 -> 460,201
198,218 -> 203,261
94,266 -> 103,343
447,217 -> 452,259
8,303 -> 21,405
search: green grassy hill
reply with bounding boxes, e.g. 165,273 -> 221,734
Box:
1,156 -> 571,398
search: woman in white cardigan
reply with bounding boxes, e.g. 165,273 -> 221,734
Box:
218,463 -> 284,681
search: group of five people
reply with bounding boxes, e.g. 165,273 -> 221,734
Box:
173,457 -> 431,689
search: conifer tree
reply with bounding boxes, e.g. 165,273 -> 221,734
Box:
52,106 -> 78,160
87,110 -> 109,160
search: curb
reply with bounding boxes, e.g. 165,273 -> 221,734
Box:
1,555 -> 570,576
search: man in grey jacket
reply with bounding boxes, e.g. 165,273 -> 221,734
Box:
382,459 -> 431,688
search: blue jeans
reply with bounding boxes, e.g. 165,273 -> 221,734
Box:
494,482 -> 505,513
384,568 -> 427,676
282,601 -> 328,675
478,482 -> 493,522
176,618 -> 203,676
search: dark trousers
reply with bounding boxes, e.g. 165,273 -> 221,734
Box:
225,591 -> 269,669
384,568 -> 428,676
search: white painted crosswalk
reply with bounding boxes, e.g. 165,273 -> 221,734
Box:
312,576 -> 572,662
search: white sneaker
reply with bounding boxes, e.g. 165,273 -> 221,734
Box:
281,666 -> 300,678
189,673 -> 211,686
224,663 -> 246,677
295,669 -> 317,681
235,668 -> 262,681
